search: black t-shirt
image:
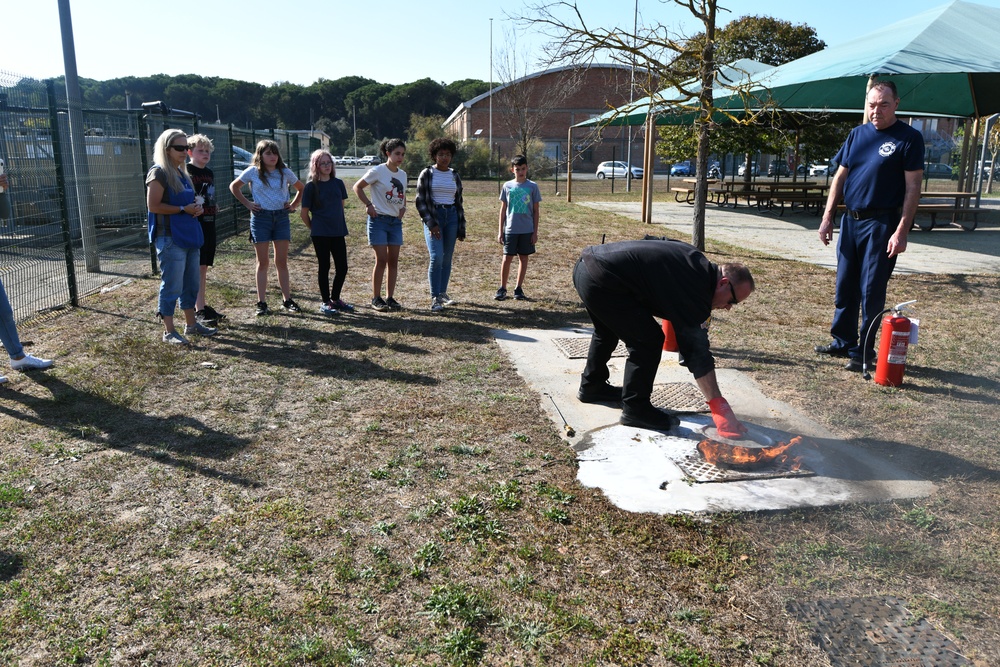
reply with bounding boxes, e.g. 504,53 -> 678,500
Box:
187,164 -> 217,223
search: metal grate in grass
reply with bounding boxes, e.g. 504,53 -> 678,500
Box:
551,337 -> 626,359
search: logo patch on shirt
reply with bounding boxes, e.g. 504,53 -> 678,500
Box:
878,141 -> 897,157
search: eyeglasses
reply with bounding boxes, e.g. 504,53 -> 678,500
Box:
318,161 -> 333,166
728,282 -> 740,306
169,145 -> 188,152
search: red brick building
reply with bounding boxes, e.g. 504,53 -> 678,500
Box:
443,64 -> 649,170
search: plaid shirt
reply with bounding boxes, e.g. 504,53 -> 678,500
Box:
414,166 -> 466,239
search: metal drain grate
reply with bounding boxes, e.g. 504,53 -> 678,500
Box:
552,337 -> 626,359
665,446 -> 815,483
786,596 -> 972,667
651,383 -> 708,413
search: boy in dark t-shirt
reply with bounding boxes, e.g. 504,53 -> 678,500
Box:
187,134 -> 224,324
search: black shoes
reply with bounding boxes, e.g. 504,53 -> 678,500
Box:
577,382 -> 622,404
845,358 -> 864,372
815,343 -> 850,357
619,405 -> 679,431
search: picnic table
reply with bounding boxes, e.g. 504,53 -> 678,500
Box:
916,191 -> 980,231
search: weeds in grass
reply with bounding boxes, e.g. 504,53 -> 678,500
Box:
534,482 -> 575,505
491,480 -> 522,511
902,505 -> 939,531
424,583 -> 492,627
542,506 -> 570,524
372,520 -> 396,536
439,627 -> 485,666
602,628 -> 656,666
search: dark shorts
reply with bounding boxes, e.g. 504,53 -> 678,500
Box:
503,232 -> 535,256
199,218 -> 217,266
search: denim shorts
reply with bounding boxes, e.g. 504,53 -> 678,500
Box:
367,214 -> 403,246
250,209 -> 291,244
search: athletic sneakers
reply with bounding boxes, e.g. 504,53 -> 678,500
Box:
332,299 -> 355,313
0,376 -> 7,384
162,331 -> 189,345
430,298 -> 444,312
320,302 -> 338,315
385,297 -> 402,311
438,293 -> 456,306
282,299 -> 302,313
10,353 -> 54,371
256,301 -> 270,317
197,304 -> 225,324
513,286 -> 527,301
184,322 -> 218,337
494,287 -> 507,301
371,296 -> 389,312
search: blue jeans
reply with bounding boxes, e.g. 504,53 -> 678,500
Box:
424,205 -> 459,298
0,276 -> 24,359
156,237 -> 201,317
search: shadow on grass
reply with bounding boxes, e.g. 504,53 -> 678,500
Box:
902,364 -> 1000,403
0,551 -> 23,581
0,375 -> 261,488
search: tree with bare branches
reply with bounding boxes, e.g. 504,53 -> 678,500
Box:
518,0 -> 730,249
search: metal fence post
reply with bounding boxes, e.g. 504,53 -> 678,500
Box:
137,117 -> 157,274
46,80 -> 79,308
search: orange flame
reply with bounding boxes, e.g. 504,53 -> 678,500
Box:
697,436 -> 805,469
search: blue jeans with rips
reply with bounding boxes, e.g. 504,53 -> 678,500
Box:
156,236 -> 201,317
423,205 -> 459,298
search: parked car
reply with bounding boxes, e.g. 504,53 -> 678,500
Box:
767,161 -> 790,177
737,162 -> 758,177
358,155 -> 380,166
808,163 -> 832,177
232,145 -> 253,177
670,161 -> 692,176
981,160 -> 995,178
924,162 -> 953,179
337,155 -> 357,166
596,161 -> 643,179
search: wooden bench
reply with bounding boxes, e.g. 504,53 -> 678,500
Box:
727,189 -> 771,209
672,186 -> 729,206
914,204 -> 980,231
671,187 -> 695,204
835,204 -> 981,231
769,193 -> 827,216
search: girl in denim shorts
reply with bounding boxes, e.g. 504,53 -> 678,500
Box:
352,138 -> 407,311
229,140 -> 305,316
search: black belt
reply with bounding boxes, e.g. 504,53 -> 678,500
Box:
435,204 -> 455,208
847,207 -> 900,220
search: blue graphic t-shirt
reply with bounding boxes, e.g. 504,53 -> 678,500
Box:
834,120 -> 924,210
499,179 -> 542,234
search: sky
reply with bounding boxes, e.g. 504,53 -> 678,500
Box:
3,0 -> 1000,88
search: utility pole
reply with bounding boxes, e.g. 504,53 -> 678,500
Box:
489,18 -> 494,174
57,0 -> 99,272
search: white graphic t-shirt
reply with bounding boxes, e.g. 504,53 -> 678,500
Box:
362,163 -> 407,217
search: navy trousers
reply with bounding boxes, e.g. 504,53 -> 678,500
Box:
831,212 -> 898,362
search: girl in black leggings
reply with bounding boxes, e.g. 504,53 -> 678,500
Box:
301,149 -> 354,313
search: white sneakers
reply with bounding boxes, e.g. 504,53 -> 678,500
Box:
10,353 -> 54,371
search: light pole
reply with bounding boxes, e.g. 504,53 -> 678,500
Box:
352,105 -> 357,160
489,18 -> 493,174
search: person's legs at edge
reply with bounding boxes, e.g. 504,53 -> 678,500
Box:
157,237 -> 186,336
830,215 -> 862,354
857,215 -> 899,362
438,207 -> 459,297
515,254 -> 529,290
179,246 -> 202,329
499,254 -> 514,289
0,277 -> 25,360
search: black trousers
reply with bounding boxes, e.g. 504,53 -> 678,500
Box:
573,258 -> 664,411
312,236 -> 348,303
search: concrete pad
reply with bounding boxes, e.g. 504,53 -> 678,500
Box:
495,327 -> 935,514
580,201 -> 1000,275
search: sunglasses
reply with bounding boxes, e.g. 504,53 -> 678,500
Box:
728,282 -> 740,306
169,145 -> 189,152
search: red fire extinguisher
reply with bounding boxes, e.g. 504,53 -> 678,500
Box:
872,300 -> 917,387
662,319 -> 678,352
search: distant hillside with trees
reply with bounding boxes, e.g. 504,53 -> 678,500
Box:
33,73 -> 490,154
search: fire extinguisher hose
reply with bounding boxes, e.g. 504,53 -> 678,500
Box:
861,308 -> 893,381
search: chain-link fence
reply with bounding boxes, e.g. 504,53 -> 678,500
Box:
0,70 -> 318,326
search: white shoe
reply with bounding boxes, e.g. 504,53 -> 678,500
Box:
430,298 -> 444,312
0,375 -> 7,384
438,293 -> 456,306
10,353 -> 54,371
162,331 -> 189,345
